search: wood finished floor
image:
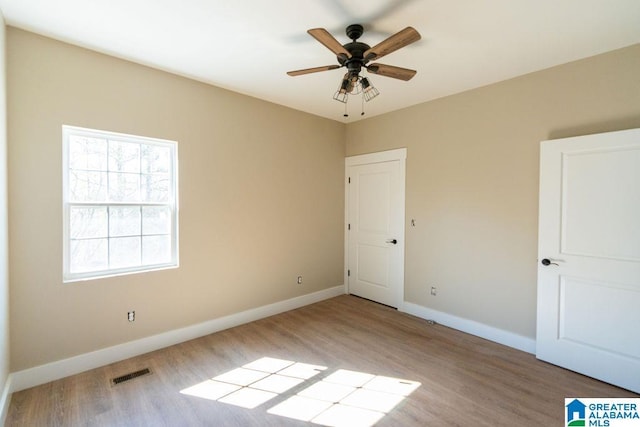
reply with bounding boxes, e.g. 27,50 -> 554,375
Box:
6,295 -> 638,426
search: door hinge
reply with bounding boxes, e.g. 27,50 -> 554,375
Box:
347,269 -> 350,277
348,177 -> 351,184
348,223 -> 350,230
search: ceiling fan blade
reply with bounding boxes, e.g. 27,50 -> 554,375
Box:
308,28 -> 352,60
367,63 -> 417,81
363,27 -> 421,61
287,65 -> 341,76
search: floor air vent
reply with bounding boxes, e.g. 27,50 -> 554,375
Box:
111,368 -> 151,385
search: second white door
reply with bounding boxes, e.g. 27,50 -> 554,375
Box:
346,149 -> 405,308
536,128 -> 640,393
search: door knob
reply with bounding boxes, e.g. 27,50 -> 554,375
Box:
541,258 -> 559,266
386,239 -> 397,244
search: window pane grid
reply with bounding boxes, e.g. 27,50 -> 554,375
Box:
68,138 -> 174,204
64,126 -> 177,282
68,203 -> 173,274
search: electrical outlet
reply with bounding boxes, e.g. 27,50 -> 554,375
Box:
128,311 -> 135,322
430,286 -> 437,296
297,276 -> 303,285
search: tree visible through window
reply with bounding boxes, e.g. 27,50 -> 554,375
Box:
63,126 -> 178,282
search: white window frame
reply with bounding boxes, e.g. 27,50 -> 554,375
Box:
62,125 -> 179,282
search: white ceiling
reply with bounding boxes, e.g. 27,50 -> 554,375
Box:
1,0 -> 639,122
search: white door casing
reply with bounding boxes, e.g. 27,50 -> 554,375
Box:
345,149 -> 406,308
536,128 -> 640,393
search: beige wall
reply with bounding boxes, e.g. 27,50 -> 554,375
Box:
0,12 -> 10,407
7,28 -> 345,371
347,43 -> 640,338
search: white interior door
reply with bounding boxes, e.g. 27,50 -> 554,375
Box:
536,128 -> 640,393
345,149 -> 405,308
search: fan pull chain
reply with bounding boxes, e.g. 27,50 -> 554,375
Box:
343,100 -> 349,118
361,94 -> 365,116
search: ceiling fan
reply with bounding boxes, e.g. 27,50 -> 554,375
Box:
287,24 -> 421,105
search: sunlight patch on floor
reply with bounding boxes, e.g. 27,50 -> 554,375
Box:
180,357 -> 420,427
180,379 -> 240,401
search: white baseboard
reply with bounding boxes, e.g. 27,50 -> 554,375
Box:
401,301 -> 536,354
10,285 -> 345,393
0,375 -> 11,426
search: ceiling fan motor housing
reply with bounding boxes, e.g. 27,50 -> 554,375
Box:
339,41 -> 371,74
339,24 -> 370,75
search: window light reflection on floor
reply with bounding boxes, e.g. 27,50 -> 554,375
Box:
179,357 -> 421,427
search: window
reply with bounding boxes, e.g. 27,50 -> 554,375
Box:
63,126 -> 178,282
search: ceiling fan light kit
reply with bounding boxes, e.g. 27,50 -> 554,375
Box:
332,73 -> 379,103
288,23 -> 421,117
